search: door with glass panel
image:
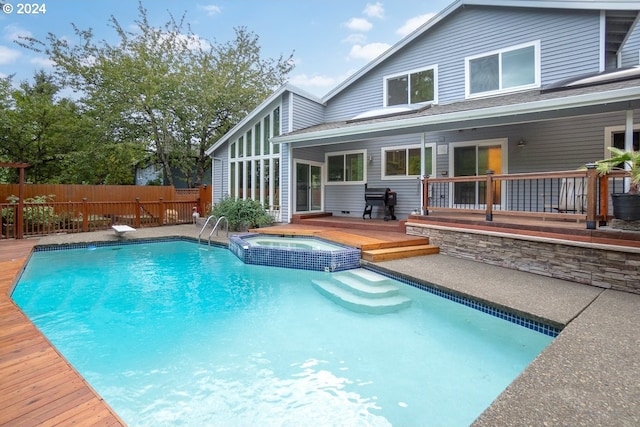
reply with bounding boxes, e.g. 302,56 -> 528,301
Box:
452,142 -> 503,208
295,162 -> 323,212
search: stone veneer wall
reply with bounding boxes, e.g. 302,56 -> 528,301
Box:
406,224 -> 640,295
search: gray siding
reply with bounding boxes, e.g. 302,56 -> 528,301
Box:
294,134 -> 424,219
291,93 -> 325,131
325,6 -> 601,122
211,144 -> 229,204
312,110 -> 640,220
280,143 -> 290,222
621,22 -> 640,67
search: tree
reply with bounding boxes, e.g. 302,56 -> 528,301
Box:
19,2 -> 294,187
0,72 -> 144,184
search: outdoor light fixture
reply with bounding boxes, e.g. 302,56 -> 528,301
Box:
517,139 -> 526,148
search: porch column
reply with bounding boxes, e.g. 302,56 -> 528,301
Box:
625,110 -> 634,152
624,110 -> 634,193
585,163 -> 598,230
420,134 -> 426,215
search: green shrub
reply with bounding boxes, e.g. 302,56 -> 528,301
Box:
210,196 -> 274,231
2,194 -> 56,225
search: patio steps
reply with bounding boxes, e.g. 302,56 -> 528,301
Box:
362,243 -> 440,262
311,268 -> 411,314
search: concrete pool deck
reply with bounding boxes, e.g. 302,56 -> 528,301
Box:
24,225 -> 640,425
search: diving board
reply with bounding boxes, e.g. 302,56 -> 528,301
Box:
112,225 -> 136,237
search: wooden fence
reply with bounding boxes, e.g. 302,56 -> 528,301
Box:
0,184 -> 204,203
0,184 -> 213,239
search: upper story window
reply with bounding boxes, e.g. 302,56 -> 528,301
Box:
465,41 -> 540,98
384,66 -> 437,107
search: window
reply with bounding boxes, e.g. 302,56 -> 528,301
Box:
382,144 -> 435,179
229,106 -> 281,209
385,66 -> 436,106
466,41 -> 539,97
326,150 -> 365,184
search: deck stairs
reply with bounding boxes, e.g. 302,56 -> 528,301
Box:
312,268 -> 411,314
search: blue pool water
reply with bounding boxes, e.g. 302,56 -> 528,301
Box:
13,240 -> 554,426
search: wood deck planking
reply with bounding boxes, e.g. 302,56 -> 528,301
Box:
0,239 -> 126,427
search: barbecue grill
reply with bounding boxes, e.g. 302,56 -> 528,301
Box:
363,183 -> 397,220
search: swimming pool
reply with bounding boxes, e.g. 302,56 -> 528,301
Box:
13,240 -> 555,426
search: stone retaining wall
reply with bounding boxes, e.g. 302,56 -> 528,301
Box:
406,224 -> 640,294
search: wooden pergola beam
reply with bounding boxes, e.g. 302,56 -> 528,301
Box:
0,162 -> 31,239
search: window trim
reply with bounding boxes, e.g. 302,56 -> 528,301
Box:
383,65 -> 438,107
324,149 -> 367,185
380,143 -> 437,180
464,41 -> 540,99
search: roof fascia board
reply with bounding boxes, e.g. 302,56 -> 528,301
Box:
205,84 -> 323,156
463,1 -> 640,10
321,0 -> 640,103
276,86 -> 640,145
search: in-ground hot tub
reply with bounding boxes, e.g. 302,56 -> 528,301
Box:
229,233 -> 361,272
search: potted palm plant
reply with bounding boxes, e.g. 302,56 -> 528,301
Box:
595,147 -> 640,221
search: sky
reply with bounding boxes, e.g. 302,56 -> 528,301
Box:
0,0 -> 454,98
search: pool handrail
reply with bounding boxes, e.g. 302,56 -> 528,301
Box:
208,216 -> 229,245
197,215 -> 216,244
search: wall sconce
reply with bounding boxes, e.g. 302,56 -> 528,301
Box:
368,155 -> 373,164
517,139 -> 526,148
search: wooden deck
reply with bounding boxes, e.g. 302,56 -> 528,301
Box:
285,212 -> 640,247
256,215 -> 440,261
0,239 -> 125,427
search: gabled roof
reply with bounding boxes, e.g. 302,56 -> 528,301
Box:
321,0 -> 640,103
205,84 -> 323,156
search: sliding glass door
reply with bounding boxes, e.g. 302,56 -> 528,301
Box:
295,161 -> 323,213
451,140 -> 505,208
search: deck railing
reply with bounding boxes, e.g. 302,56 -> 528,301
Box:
1,198 -> 200,239
421,167 -> 632,229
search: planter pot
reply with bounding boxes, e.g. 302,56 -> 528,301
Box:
611,193 -> 640,221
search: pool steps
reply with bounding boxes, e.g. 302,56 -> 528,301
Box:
312,268 -> 411,314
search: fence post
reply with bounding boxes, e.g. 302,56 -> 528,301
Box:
585,163 -> 598,230
82,198 -> 89,232
135,198 -> 141,228
159,197 -> 165,225
598,174 -> 609,227
199,184 -> 211,214
422,175 -> 430,215
16,167 -> 25,239
485,170 -> 494,221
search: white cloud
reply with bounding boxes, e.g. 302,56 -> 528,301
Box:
4,24 -> 32,42
200,4 -> 222,17
396,13 -> 436,37
342,34 -> 366,45
30,57 -> 55,68
289,69 -> 358,96
348,42 -> 391,61
0,45 -> 21,65
363,2 -> 385,19
289,73 -> 337,89
345,17 -> 373,32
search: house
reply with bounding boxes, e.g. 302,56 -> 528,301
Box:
205,0 -> 640,224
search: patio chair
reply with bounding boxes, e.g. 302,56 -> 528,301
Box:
545,178 -> 587,213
